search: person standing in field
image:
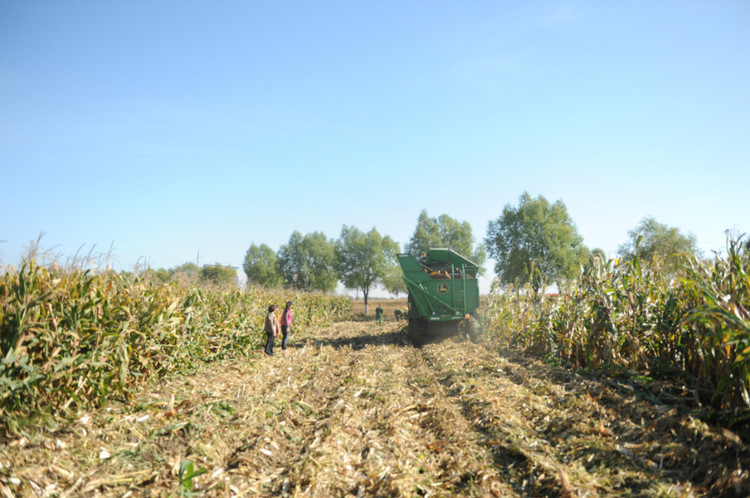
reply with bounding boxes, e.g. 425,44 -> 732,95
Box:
264,304 -> 281,356
375,304 -> 384,325
280,301 -> 293,350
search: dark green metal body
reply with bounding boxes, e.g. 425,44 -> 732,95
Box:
397,248 -> 480,344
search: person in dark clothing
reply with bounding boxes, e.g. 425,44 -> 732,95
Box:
264,304 -> 280,356
375,304 -> 384,325
280,301 -> 293,350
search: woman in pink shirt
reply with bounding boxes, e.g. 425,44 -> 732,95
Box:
280,301 -> 293,350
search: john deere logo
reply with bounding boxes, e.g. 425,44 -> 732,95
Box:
437,284 -> 449,294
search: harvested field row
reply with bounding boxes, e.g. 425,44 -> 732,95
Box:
417,342 -> 747,496
1,321 -> 748,496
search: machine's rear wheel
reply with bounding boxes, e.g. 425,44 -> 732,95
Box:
462,317 -> 482,344
427,320 -> 461,338
408,319 -> 465,347
407,318 -> 428,347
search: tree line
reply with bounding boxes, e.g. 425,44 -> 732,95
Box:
246,193 -> 700,302
147,262 -> 238,287
151,192 -> 702,309
242,210 -> 488,312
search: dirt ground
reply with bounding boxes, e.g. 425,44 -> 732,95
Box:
2,321 -> 748,497
350,298 -> 408,322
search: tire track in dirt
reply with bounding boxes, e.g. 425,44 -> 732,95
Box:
224,321 -> 512,496
414,337 -> 747,496
417,344 -> 567,496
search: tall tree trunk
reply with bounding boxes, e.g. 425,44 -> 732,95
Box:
363,287 -> 369,314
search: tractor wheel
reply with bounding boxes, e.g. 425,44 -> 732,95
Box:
407,318 -> 428,347
462,317 -> 482,344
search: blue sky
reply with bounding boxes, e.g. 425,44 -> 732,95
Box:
1,1 -> 748,293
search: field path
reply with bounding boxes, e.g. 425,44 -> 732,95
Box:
3,321 -> 747,496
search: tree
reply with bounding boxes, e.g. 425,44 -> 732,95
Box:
617,216 -> 700,274
381,264 -> 407,297
404,210 -> 487,270
485,192 -> 587,294
149,267 -> 172,283
243,243 -> 283,288
277,231 -> 338,292
590,247 -> 607,263
200,263 -> 238,287
145,262 -> 200,284
174,262 -> 200,277
334,225 -> 399,313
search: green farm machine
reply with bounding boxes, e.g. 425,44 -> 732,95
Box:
397,248 -> 482,346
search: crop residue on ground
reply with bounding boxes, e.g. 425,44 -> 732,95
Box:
2,320 -> 748,496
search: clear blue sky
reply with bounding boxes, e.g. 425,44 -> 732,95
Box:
1,1 -> 748,292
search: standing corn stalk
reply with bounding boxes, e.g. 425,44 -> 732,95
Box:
0,261 -> 351,432
484,236 -> 750,416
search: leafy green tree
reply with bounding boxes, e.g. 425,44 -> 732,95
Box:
174,262 -> 200,277
485,192 -> 587,294
171,262 -> 201,285
381,264 -> 407,297
243,243 -> 282,288
150,267 -> 171,283
617,216 -> 700,274
590,247 -> 607,263
145,262 -> 200,284
334,225 -> 400,313
200,263 -> 238,287
277,231 -> 338,292
404,210 -> 486,270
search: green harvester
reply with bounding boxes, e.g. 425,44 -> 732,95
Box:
397,248 -> 481,345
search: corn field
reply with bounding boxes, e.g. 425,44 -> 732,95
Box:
3,250 -> 750,495
485,237 -> 750,418
0,261 -> 351,432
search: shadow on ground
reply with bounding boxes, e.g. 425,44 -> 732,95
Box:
297,329 -> 410,350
